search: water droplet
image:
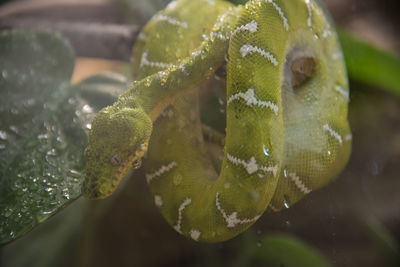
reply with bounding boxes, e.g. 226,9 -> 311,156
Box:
41,210 -> 53,215
263,144 -> 270,157
257,173 -> 264,178
68,170 -> 81,178
132,159 -> 142,169
82,104 -> 93,114
9,125 -> 19,134
283,195 -> 290,209
2,70 -> 8,79
54,136 -> 67,150
4,209 -> 12,217
46,149 -> 57,156
0,130 -> 8,140
327,150 -> 332,156
38,133 -> 49,140
283,169 -> 288,178
63,192 -> 70,200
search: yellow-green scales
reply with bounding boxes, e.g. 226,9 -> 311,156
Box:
83,0 -> 351,242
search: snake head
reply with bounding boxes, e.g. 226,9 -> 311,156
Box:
82,105 -> 152,199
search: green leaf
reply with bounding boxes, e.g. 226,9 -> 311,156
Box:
0,29 -> 90,245
249,234 -> 331,267
73,72 -> 130,111
364,218 -> 400,267
339,29 -> 400,96
226,0 -> 249,5
116,0 -> 172,25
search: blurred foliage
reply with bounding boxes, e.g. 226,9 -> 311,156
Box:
339,29 -> 400,97
73,73 -> 129,110
0,29 -> 90,245
245,234 -> 331,267
1,198 -> 88,267
116,0 -> 171,25
364,218 -> 400,267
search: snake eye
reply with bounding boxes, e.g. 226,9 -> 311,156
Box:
110,153 -> 122,166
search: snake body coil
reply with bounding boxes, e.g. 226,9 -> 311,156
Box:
83,0 -> 351,242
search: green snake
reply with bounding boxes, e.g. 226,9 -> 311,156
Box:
82,0 -> 351,242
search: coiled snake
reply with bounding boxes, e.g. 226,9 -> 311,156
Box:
82,0 -> 351,242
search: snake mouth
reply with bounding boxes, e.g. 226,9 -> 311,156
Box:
82,143 -> 149,199
108,142 -> 149,195
81,176 -> 101,199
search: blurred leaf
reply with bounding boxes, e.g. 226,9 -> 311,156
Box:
249,234 -> 331,267
0,29 -> 91,245
115,0 -> 171,25
339,29 -> 400,96
1,198 -> 88,267
364,218 -> 400,267
226,0 -> 249,4
74,72 -> 130,111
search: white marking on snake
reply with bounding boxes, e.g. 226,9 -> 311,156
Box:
227,88 -> 278,115
323,124 -> 343,144
210,31 -> 228,40
154,195 -> 163,207
190,229 -> 201,241
216,193 -> 261,228
174,198 -> 191,234
288,172 -> 312,194
178,63 -> 189,75
335,85 -> 349,101
305,0 -> 313,27
227,153 -> 278,177
240,44 -> 278,66
153,14 -> 188,28
146,161 -> 177,183
264,0 -> 289,31
192,50 -> 202,57
232,20 -> 258,36
140,50 -> 175,69
268,203 -> 279,212
165,0 -> 178,11
206,0 -> 215,5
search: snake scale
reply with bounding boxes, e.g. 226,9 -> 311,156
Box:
82,0 -> 351,242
